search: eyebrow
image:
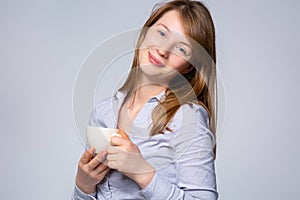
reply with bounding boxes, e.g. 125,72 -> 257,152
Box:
157,23 -> 170,32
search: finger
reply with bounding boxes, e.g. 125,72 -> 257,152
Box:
80,147 -> 95,165
118,128 -> 130,140
88,151 -> 107,169
110,135 -> 128,146
107,145 -> 120,154
96,167 -> 110,179
106,154 -> 118,161
94,163 -> 108,174
107,160 -> 118,170
102,159 -> 108,166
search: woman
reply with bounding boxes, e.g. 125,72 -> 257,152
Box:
72,0 -> 218,199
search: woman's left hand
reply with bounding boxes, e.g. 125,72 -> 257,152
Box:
106,129 -> 155,189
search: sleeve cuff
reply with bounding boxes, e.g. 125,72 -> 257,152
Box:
139,172 -> 174,199
73,184 -> 97,200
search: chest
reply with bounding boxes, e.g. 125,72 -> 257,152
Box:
117,99 -> 154,136
102,97 -> 177,168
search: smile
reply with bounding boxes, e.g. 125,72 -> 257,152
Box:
148,52 -> 163,66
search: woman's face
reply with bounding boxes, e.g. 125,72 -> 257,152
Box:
138,10 -> 193,84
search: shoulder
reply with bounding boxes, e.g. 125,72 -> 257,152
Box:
93,96 -> 116,115
172,103 -> 214,140
175,103 -> 210,128
89,95 -> 119,127
170,103 -> 215,151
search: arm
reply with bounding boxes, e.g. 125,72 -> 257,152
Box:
71,148 -> 109,200
140,105 -> 218,200
72,106 -> 110,200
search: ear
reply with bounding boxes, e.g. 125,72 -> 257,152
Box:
182,66 -> 193,74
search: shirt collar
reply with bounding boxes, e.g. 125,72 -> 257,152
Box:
114,90 -> 166,102
114,90 -> 126,100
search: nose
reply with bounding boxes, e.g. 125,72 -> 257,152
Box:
157,48 -> 169,59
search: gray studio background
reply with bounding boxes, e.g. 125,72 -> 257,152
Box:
1,0 -> 299,199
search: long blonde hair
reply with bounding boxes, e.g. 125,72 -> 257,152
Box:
119,0 -> 217,143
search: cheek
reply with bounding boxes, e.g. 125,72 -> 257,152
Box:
140,31 -> 161,49
167,55 -> 189,71
138,49 -> 147,65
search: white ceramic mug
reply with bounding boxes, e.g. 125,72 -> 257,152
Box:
86,126 -> 121,153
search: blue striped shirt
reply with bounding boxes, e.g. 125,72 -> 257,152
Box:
72,91 -> 218,200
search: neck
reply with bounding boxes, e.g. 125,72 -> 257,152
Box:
128,78 -> 166,109
135,84 -> 165,103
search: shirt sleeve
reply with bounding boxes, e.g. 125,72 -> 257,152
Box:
71,184 -> 98,200
88,97 -> 116,128
140,104 -> 218,200
88,106 -> 102,127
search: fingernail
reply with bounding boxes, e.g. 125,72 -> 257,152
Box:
88,147 -> 95,154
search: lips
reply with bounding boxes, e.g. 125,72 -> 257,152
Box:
148,52 -> 163,66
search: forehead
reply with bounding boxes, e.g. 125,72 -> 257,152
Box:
153,10 -> 185,35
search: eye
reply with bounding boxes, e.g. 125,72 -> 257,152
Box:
176,46 -> 188,56
158,30 -> 166,38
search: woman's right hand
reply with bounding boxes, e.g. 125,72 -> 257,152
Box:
75,147 -> 109,194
